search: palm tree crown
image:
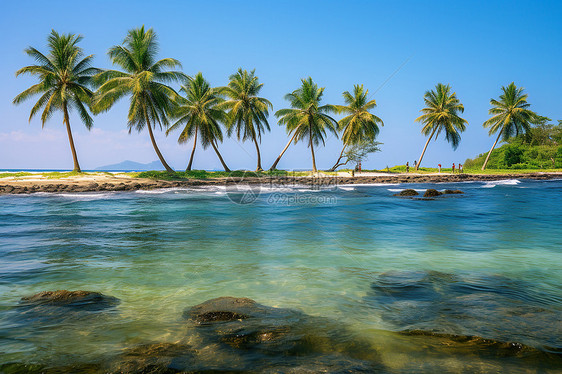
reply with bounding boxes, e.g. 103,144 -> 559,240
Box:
13,30 -> 99,172
219,69 -> 272,171
414,83 -> 468,169
329,84 -> 383,171
166,73 -> 230,171
93,26 -> 186,172
336,84 -> 383,145
273,77 -> 338,172
480,82 -> 539,170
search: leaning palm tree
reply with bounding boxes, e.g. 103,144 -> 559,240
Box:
481,83 -> 539,170
219,69 -> 272,171
329,84 -> 383,171
166,73 -> 230,171
414,83 -> 468,170
13,30 -> 99,172
93,26 -> 186,172
272,78 -> 338,172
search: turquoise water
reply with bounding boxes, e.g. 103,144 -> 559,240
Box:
0,179 -> 561,372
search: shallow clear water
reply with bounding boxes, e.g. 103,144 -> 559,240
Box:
1,179 -> 561,372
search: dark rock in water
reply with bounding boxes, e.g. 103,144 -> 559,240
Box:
399,330 -> 562,367
443,189 -> 464,194
364,271 -> 562,350
0,362 -> 101,374
108,342 -> 196,373
185,296 -> 256,324
423,189 -> 442,197
20,290 -> 120,311
394,189 -> 419,196
183,296 -> 384,372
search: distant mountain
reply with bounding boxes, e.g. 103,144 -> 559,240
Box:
94,160 -> 165,171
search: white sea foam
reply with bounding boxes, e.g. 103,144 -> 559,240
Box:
135,188 -> 192,194
387,188 -> 426,193
337,183 -> 401,187
52,192 -> 115,200
481,179 -> 521,188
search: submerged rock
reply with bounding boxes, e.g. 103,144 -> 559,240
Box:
364,271 -> 562,350
394,189 -> 419,196
183,296 -> 383,372
185,296 -> 257,324
108,342 -> 196,373
399,330 -> 562,368
20,290 -> 120,311
423,189 -> 442,197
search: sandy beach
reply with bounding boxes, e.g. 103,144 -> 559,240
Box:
1,171 -> 561,194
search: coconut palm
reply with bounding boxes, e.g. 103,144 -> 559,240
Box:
166,73 -> 230,172
329,84 -> 383,171
93,26 -> 186,172
414,83 -> 468,170
272,78 -> 338,172
481,83 -> 539,170
219,69 -> 272,171
13,30 -> 99,172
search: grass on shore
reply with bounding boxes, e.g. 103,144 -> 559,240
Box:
361,165 -> 562,175
1,168 -> 560,180
133,169 -> 322,180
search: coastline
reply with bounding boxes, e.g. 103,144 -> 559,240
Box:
1,172 -> 561,194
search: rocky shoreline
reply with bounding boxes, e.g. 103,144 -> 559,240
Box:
0,172 -> 560,194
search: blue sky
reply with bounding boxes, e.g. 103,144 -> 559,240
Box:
1,0 -> 561,170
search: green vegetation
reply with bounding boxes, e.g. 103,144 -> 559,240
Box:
0,172 -> 34,178
272,78 -> 338,172
166,73 -> 230,172
13,30 -> 99,172
465,142 -> 562,170
329,84 -> 383,171
414,83 -> 468,170
219,69 -> 273,172
465,117 -> 562,170
93,26 -> 186,172
0,171 -> 87,179
481,83 -> 540,170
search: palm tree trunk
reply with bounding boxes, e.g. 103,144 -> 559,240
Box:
252,137 -> 263,172
210,139 -> 230,172
63,102 -> 81,173
270,131 -> 298,170
144,108 -> 174,172
310,129 -> 317,173
329,145 -> 347,172
482,129 -> 503,171
186,127 -> 198,171
415,127 -> 438,170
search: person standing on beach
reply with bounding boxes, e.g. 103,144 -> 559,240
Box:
406,162 -> 409,173
438,164 -> 442,173
459,163 -> 463,173
452,163 -> 455,173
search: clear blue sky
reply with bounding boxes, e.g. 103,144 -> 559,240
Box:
1,0 -> 561,170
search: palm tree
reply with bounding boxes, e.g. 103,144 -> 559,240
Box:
414,83 -> 468,170
272,78 -> 338,172
329,84 -> 383,171
93,26 -> 186,172
166,73 -> 230,172
13,30 -> 99,172
481,83 -> 539,170
219,69 -> 272,171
